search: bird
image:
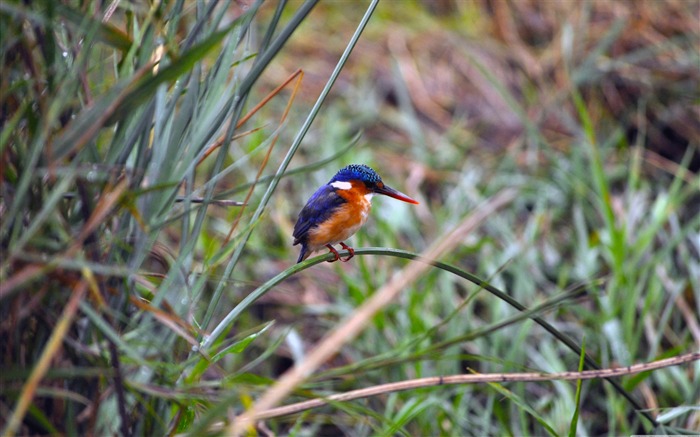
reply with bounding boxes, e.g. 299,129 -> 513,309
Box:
293,164 -> 419,264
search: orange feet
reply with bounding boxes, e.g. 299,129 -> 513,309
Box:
325,243 -> 355,262
339,242 -> 355,262
325,244 -> 340,262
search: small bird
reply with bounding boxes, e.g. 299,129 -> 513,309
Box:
293,164 -> 419,263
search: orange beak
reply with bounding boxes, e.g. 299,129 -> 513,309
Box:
375,184 -> 419,204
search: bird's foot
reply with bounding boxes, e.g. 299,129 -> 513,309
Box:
325,243 -> 354,262
339,242 -> 355,262
325,244 -> 341,262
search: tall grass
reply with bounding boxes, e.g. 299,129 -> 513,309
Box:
1,1 -> 320,434
2,1 -> 699,436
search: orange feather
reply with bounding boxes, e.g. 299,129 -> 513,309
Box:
305,182 -> 372,251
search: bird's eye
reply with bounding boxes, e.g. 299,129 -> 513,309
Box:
377,182 -> 384,188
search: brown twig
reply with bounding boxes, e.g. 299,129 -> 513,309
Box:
197,69 -> 304,166
222,69 -> 304,246
174,197 -> 246,207
252,351 -> 700,421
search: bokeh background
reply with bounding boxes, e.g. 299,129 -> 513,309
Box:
2,1 -> 699,435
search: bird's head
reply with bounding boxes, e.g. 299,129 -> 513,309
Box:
329,164 -> 419,204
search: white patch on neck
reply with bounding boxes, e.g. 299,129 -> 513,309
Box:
364,193 -> 374,201
331,181 -> 352,190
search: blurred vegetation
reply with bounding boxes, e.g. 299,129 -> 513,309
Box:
1,0 -> 698,436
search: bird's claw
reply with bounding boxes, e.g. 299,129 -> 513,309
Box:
326,244 -> 341,263
339,242 -> 354,262
325,243 -> 354,263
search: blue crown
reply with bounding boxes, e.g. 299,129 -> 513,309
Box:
330,164 -> 381,184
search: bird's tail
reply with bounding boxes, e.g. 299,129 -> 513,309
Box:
296,246 -> 309,264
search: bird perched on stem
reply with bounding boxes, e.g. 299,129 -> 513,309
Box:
293,164 -> 419,263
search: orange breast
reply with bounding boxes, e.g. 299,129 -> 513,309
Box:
306,183 -> 372,250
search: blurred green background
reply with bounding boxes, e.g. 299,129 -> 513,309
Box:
2,1 -> 698,435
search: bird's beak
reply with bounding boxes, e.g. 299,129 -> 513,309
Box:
374,184 -> 419,204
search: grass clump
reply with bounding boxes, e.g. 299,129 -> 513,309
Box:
1,1 -> 316,434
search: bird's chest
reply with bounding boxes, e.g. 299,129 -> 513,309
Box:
310,194 -> 372,245
347,194 -> 372,229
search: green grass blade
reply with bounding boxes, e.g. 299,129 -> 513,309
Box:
568,338 -> 586,437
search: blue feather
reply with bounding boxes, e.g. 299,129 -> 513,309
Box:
293,184 -> 346,246
330,164 -> 381,184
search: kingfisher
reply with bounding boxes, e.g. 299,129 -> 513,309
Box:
293,164 -> 419,263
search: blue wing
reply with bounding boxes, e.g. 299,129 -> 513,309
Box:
293,184 -> 346,244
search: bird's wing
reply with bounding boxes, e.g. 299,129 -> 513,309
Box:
293,184 -> 346,243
